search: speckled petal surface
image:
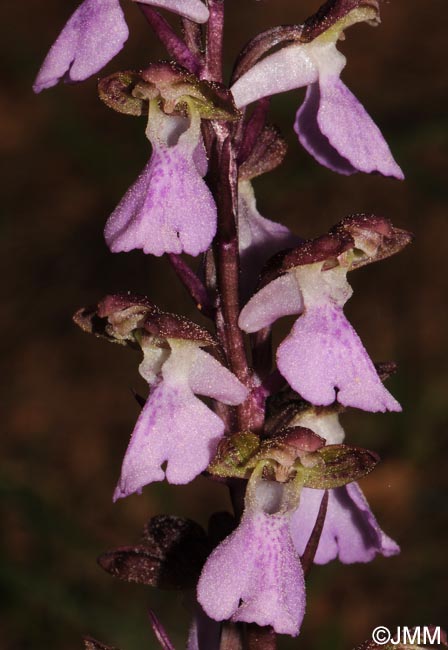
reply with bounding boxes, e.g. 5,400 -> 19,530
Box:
104,107 -> 217,257
113,380 -> 225,498
33,0 -> 128,92
197,511 -> 305,636
295,77 -> 404,178
277,303 -> 401,412
188,349 -> 248,405
238,181 -> 301,297
231,44 -> 318,109
114,343 -> 237,497
238,274 -> 304,333
138,0 -> 209,23
294,82 -> 356,175
290,484 -> 400,564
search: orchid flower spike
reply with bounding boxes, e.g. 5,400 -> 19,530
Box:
197,466 -> 306,637
231,0 -> 403,178
239,214 -> 412,412
287,405 -> 400,563
104,99 -> 217,257
33,0 -> 209,93
114,320 -> 248,499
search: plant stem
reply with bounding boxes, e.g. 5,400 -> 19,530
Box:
211,133 -> 253,430
204,5 -> 277,649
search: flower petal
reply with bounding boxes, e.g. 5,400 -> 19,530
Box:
238,274 -> 303,333
290,483 -> 400,564
294,83 -> 356,175
104,106 -> 217,257
292,409 -> 345,445
114,380 -> 225,498
277,303 -> 401,412
138,345 -> 170,385
197,511 -> 305,636
137,0 -> 209,23
295,77 -> 404,178
33,0 -> 128,92
238,181 -> 301,297
188,349 -> 248,405
231,44 -> 318,109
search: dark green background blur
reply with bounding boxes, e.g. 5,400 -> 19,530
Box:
2,1 -> 448,648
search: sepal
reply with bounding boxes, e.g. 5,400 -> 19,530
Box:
98,71 -> 153,117
208,431 -> 261,479
73,293 -> 159,346
232,0 -> 379,84
98,515 -> 209,589
260,213 -> 412,287
301,0 -> 380,43
334,214 -> 414,270
208,425 -> 378,488
301,444 -> 379,489
99,63 -> 241,120
74,293 -> 216,348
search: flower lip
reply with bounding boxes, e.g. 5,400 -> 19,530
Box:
104,98 -> 218,257
33,0 -> 129,93
301,0 -> 380,43
114,340 -> 248,495
197,471 -> 306,636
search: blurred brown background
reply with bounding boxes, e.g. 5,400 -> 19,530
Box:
2,1 -> 448,648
